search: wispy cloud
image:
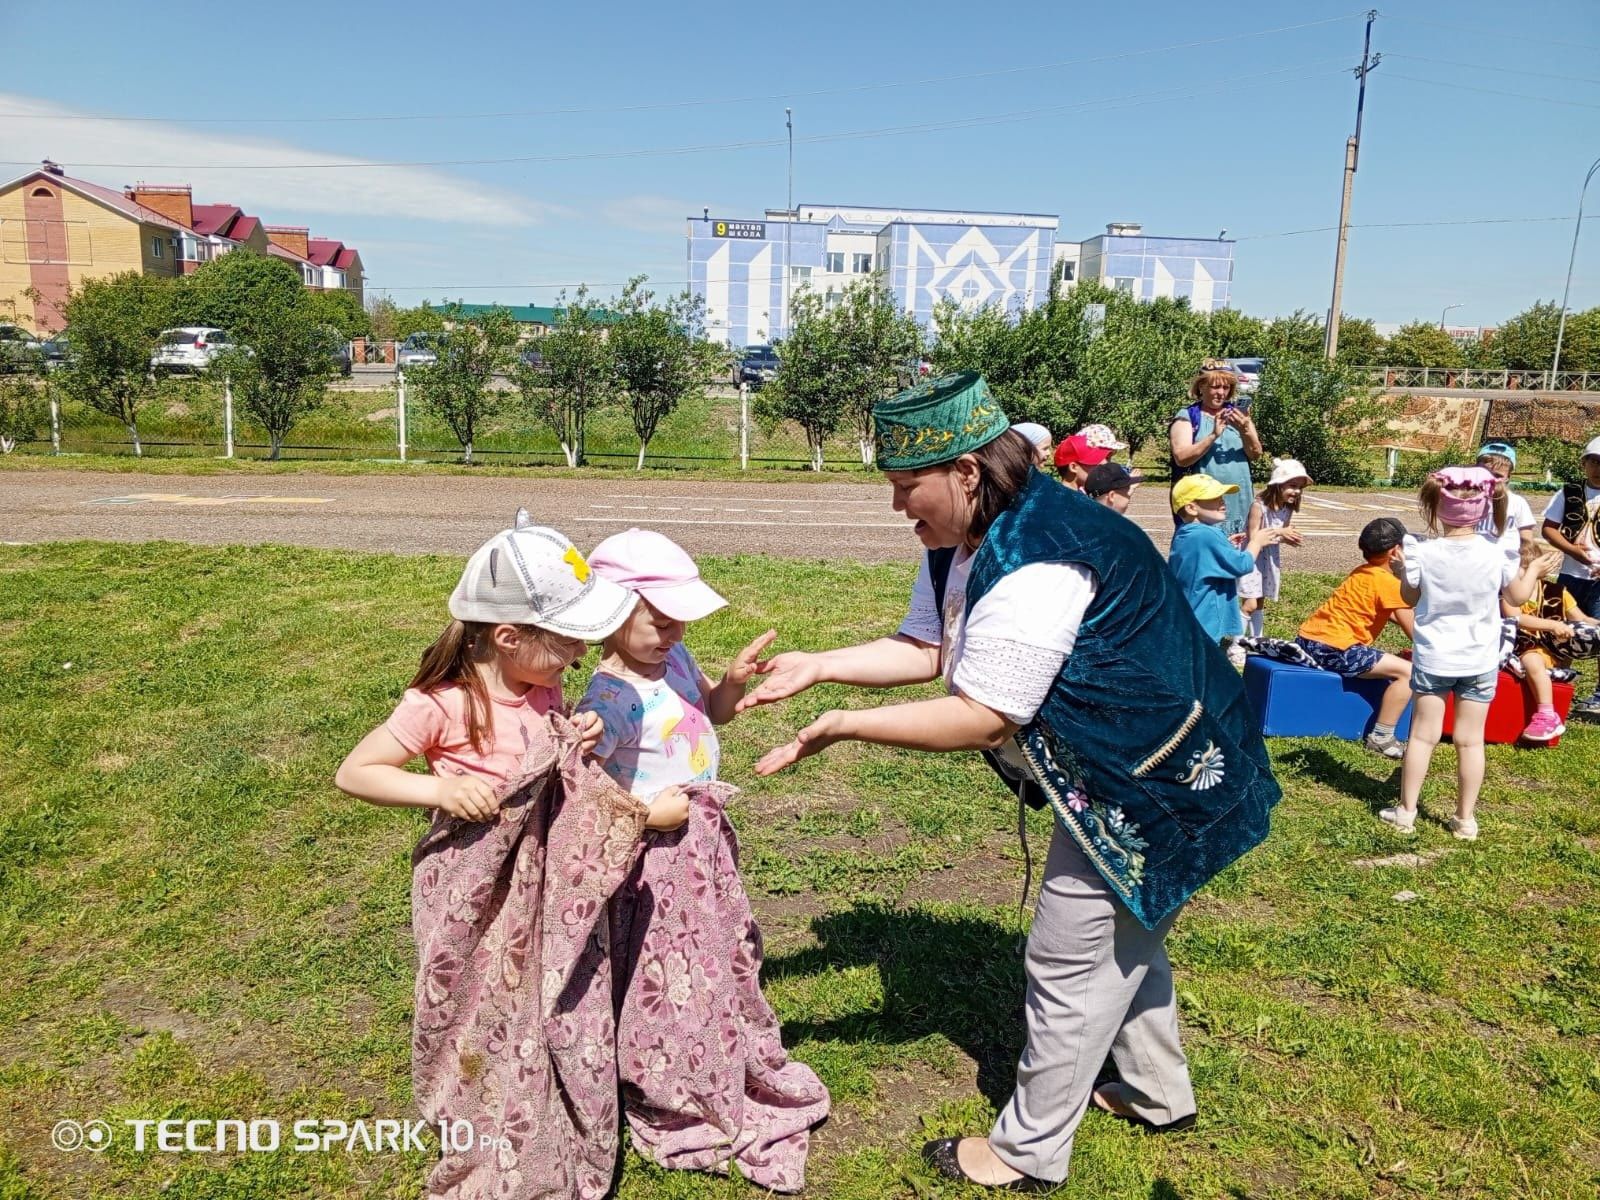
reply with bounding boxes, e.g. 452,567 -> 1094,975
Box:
599,194 -> 706,237
0,93 -> 543,226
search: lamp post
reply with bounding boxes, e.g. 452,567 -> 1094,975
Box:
782,107 -> 793,342
1549,154 -> 1600,390
1439,303 -> 1462,330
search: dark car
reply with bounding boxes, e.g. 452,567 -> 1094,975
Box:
733,344 -> 779,388
518,346 -> 546,371
320,326 -> 352,377
0,324 -> 42,373
40,330 -> 72,371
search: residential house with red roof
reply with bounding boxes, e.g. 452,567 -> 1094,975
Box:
0,161 -> 365,332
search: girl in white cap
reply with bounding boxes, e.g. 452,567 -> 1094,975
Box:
1238,458 -> 1310,640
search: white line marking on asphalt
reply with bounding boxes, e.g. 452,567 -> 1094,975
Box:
1302,496 -> 1352,510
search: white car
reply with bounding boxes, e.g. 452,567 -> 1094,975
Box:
1222,356 -> 1264,396
151,327 -> 234,374
397,333 -> 441,369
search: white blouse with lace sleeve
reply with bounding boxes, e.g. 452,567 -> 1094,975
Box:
897,549 -> 1098,725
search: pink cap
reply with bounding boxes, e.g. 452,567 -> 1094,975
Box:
587,528 -> 727,622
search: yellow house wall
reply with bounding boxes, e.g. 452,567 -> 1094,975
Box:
0,186 -> 36,329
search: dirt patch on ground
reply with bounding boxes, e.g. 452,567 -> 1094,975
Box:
752,892 -> 831,953
1349,848 -> 1453,869
91,750 -> 133,773
899,846 -> 1025,911
810,1058 -> 973,1165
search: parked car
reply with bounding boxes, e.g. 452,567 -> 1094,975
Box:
150,327 -> 234,374
1222,356 -> 1264,396
40,330 -> 71,371
397,333 -> 441,369
320,326 -> 352,377
0,324 -> 42,373
732,344 -> 779,388
517,346 -> 547,372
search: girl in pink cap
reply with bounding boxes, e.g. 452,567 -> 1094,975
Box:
577,528 -> 831,1193
1383,469 -> 1562,840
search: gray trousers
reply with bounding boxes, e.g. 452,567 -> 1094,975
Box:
989,824 -> 1196,1182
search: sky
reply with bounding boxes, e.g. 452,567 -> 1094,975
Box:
5,0 -> 1596,327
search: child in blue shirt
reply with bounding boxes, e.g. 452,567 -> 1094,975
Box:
1169,474 -> 1284,658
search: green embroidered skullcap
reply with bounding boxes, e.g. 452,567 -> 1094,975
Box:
873,371 -> 1010,470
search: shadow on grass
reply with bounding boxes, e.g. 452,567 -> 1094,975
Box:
1277,744 -> 1398,812
765,902 -> 1027,1107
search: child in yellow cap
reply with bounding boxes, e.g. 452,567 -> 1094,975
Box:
1168,474 -> 1285,659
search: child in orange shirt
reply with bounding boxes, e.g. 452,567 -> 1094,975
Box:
1294,518 -> 1416,758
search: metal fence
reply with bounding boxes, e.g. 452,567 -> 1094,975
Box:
14,374 -> 869,469
1363,366 -> 1600,392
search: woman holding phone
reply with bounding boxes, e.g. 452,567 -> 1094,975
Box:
1167,360 -> 1264,539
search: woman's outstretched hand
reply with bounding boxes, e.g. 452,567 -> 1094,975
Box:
735,650 -> 824,714
754,711 -> 844,775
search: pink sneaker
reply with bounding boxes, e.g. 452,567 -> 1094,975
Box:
1521,709 -> 1566,743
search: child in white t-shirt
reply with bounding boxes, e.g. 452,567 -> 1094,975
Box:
1474,442 -> 1535,558
1383,468 -> 1560,841
1539,435 -> 1600,715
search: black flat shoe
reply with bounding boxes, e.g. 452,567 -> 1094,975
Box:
1090,1086 -> 1198,1135
921,1139 -> 1056,1193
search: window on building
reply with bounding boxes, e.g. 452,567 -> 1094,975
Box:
790,265 -> 812,284
825,252 -> 845,273
1112,276 -> 1136,294
1058,261 -> 1076,282
31,187 -> 54,198
852,252 -> 874,273
151,236 -> 163,259
961,280 -> 981,300
825,290 -> 843,311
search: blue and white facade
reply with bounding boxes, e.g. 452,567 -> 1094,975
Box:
1075,224 -> 1235,310
687,208 -> 1236,347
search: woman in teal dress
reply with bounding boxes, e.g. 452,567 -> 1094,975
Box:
1168,361 -> 1264,538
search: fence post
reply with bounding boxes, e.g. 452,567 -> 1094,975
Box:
397,370 -> 408,463
739,382 -> 749,471
48,390 -> 61,454
222,376 -> 235,459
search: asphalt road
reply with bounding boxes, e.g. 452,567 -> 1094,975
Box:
3,470 -> 1423,571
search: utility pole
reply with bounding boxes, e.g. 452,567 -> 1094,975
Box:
783,107 -> 793,342
1549,154 -> 1600,389
1323,9 -> 1380,361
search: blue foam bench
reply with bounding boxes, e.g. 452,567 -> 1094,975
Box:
1242,655 -> 1413,741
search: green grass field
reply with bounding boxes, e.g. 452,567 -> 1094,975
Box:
1,544 -> 1596,1199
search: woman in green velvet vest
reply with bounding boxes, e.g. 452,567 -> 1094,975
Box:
740,372 -> 1282,1191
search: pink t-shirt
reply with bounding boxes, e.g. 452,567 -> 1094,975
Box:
385,682 -> 563,791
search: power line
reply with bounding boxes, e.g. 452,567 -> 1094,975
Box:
0,63 -> 1349,172
1383,72 -> 1600,111
0,13 -> 1365,126
1383,52 -> 1600,87
1382,14 -> 1600,55
1235,214 -> 1578,241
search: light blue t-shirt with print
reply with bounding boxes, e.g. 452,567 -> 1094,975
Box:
576,643 -> 719,802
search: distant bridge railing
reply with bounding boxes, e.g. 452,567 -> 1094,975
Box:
1362,366 -> 1599,392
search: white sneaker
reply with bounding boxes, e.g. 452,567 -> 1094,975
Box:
1447,816 -> 1479,841
1378,807 -> 1416,833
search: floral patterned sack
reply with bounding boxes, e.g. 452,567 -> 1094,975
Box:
410,714 -> 648,1200
611,784 -> 830,1193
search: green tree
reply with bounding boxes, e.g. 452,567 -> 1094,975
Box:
1261,311 -> 1326,358
54,272 -> 172,456
530,287 -> 612,467
0,372 -> 47,453
1205,308 -> 1268,358
1251,356 -> 1398,485
304,288 -> 370,339
1333,316 -> 1386,366
608,279 -> 721,469
1493,301 -> 1600,373
191,251 -> 340,460
758,290 -> 852,471
393,302 -> 449,341
406,303 -> 520,464
1384,321 -> 1465,369
829,279 -> 924,464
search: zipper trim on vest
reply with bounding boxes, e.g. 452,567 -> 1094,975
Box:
1131,701 -> 1204,779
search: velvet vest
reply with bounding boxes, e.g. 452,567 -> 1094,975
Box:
931,469 -> 1281,929
1556,482 -> 1599,545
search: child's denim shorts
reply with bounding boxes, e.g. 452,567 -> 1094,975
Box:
1411,666 -> 1498,704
